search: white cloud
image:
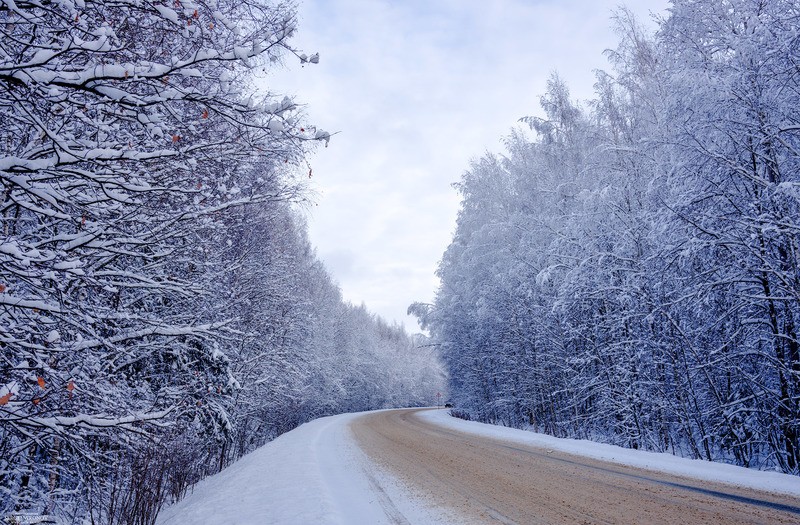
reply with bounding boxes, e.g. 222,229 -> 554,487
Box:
268,0 -> 670,332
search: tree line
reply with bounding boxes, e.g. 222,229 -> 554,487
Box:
414,0 -> 800,474
0,0 -> 443,522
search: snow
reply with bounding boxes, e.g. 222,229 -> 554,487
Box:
314,129 -> 330,145
234,46 -> 250,61
53,259 -> 82,270
156,410 -> 450,525
0,381 -> 20,399
0,241 -> 25,259
157,408 -> 800,525
0,295 -> 61,313
24,410 -> 172,431
155,5 -> 179,24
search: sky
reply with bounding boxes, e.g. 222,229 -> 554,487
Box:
268,0 -> 670,333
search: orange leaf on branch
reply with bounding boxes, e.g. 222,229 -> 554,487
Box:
0,392 -> 11,405
37,377 -> 45,389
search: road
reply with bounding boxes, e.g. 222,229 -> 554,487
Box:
351,408 -> 800,525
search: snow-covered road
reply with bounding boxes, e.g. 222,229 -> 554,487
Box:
157,408 -> 800,524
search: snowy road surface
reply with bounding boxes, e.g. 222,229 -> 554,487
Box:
157,408 -> 800,524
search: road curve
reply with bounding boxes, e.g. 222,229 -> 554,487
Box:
350,408 -> 800,525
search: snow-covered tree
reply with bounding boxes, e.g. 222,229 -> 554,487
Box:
0,0 -> 330,517
419,0 -> 800,474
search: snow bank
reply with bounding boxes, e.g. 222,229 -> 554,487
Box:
155,410 -> 446,525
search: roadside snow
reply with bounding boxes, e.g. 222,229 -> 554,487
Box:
155,410 -> 449,525
421,409 -> 800,498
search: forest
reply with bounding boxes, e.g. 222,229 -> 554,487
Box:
0,0 -> 443,522
414,0 -> 800,475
